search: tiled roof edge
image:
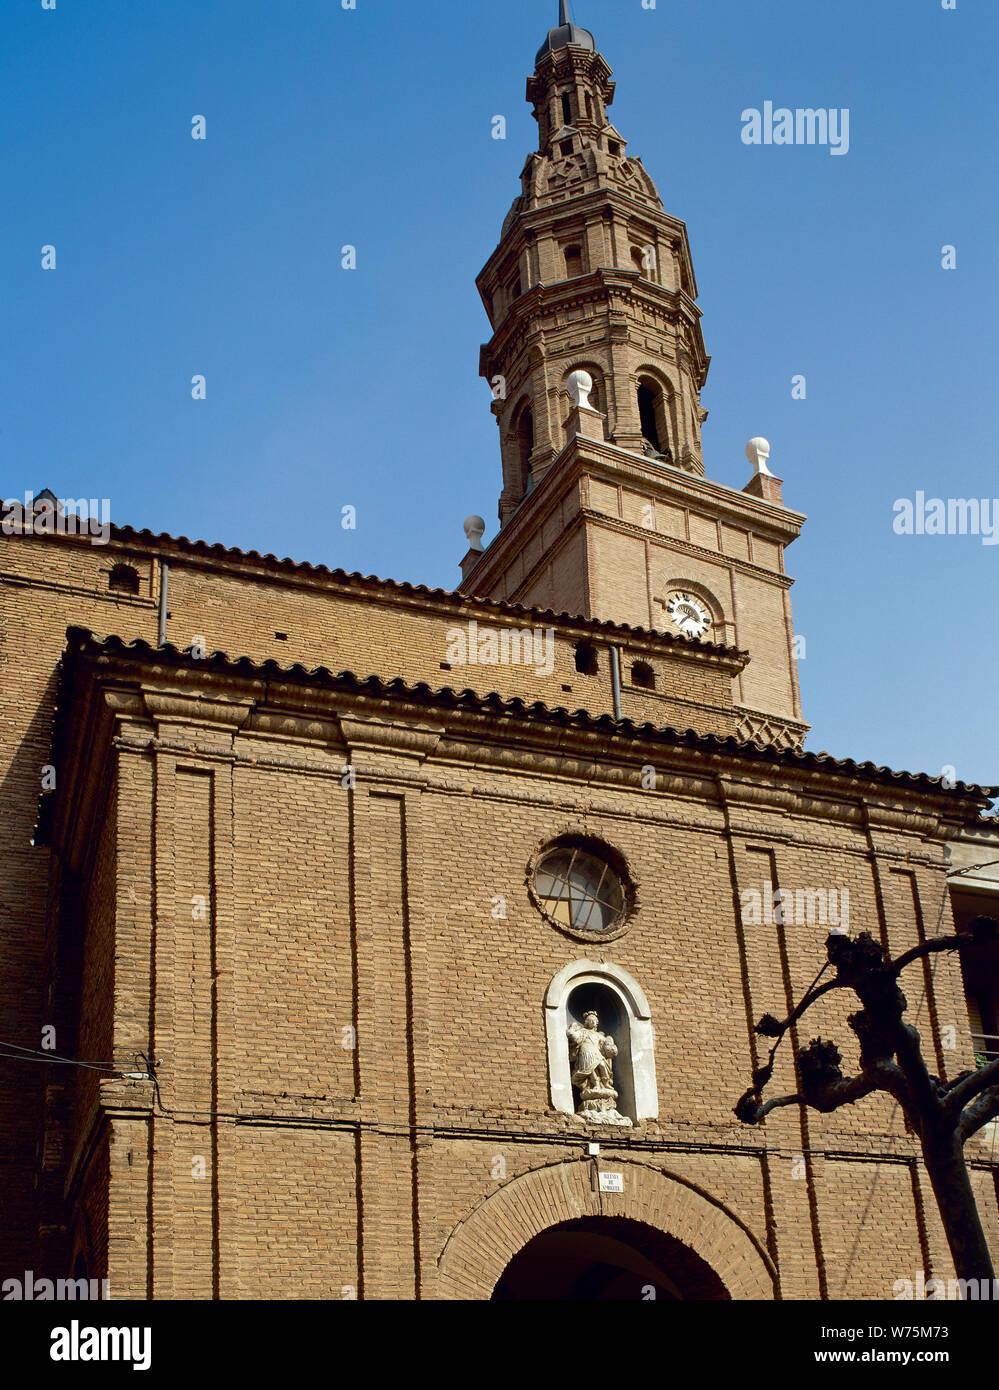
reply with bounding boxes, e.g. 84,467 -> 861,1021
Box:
0,508 -> 745,660
61,627 -> 999,804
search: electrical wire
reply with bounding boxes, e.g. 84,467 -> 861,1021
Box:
0,1037 -> 147,1077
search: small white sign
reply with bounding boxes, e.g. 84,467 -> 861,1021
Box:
598,1172 -> 624,1193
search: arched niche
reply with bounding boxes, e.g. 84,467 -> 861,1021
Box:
544,959 -> 657,1121
502,395 -> 536,501
632,363 -> 680,456
561,361 -> 606,419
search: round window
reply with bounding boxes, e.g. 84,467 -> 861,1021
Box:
533,843 -> 629,937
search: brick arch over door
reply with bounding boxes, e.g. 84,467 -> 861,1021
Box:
437,1157 -> 778,1300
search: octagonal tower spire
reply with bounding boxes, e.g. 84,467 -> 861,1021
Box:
462,10 -> 807,751
476,14 -> 708,525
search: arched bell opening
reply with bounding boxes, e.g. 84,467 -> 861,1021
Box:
637,376 -> 672,460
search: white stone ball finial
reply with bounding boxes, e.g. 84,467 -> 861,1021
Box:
746,436 -> 775,477
463,515 -> 486,553
567,369 -> 594,411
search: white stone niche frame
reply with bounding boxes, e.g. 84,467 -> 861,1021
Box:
544,960 -> 658,1121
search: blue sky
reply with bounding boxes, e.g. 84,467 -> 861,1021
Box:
3,0 -> 997,788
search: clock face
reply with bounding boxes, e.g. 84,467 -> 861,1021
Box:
665,590 -> 711,639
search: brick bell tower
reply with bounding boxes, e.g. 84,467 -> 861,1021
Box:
461,3 -> 808,749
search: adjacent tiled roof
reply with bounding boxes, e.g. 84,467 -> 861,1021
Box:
0,509 -> 747,661
60,627 -> 999,803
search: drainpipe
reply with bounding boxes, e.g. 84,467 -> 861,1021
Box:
157,562 -> 169,646
609,644 -> 622,721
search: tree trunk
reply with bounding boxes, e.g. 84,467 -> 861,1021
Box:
921,1132 -> 996,1288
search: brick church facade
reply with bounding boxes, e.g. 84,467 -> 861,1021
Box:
2,7 -> 997,1300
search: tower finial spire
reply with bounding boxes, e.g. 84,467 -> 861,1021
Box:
536,0 -> 594,64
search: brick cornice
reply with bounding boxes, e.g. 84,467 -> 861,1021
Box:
461,439 -> 804,602
338,717 -> 443,761
480,266 -> 706,377
40,630 -> 997,863
478,187 -> 695,287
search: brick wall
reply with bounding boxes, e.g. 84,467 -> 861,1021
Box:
2,526 -> 995,1299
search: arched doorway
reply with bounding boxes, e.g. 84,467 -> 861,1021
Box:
437,1158 -> 778,1300
492,1216 -> 729,1300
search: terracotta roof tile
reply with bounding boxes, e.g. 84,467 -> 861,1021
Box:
59,627 -> 998,804
0,512 -> 747,659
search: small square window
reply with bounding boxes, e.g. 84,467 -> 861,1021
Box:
574,642 -> 599,676
631,661 -> 656,690
560,140 -> 574,157
108,564 -> 140,595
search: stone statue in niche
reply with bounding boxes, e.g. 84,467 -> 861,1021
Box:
567,1011 -> 632,1127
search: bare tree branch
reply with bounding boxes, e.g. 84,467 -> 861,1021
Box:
891,933 -> 963,976
734,922 -> 999,1284
734,1089 -> 804,1125
957,1085 -> 999,1143
802,1067 -> 883,1114
946,1056 -> 999,1118
753,976 -> 842,1041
